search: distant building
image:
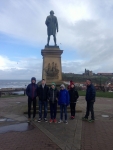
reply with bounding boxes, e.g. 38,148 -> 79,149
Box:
83,69 -> 93,76
97,73 -> 113,76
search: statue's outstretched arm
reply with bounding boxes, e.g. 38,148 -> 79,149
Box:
45,17 -> 48,26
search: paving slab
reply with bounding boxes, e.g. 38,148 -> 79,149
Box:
0,125 -> 61,150
0,96 -> 113,150
33,112 -> 83,150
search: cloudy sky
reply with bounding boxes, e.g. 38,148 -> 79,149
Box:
0,0 -> 113,79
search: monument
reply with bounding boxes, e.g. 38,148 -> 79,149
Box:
41,10 -> 63,85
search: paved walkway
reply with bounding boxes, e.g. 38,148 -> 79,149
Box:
33,112 -> 82,150
0,125 -> 61,150
0,96 -> 113,150
81,120 -> 113,150
80,97 -> 113,150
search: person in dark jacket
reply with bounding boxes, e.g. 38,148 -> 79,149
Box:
37,79 -> 49,122
69,83 -> 79,119
82,79 -> 96,122
26,77 -> 38,123
58,84 -> 70,124
48,83 -> 59,123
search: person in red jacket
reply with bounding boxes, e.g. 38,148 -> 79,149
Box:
67,80 -> 74,90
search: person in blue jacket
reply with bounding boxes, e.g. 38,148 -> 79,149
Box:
26,77 -> 38,123
58,84 -> 70,124
82,79 -> 96,122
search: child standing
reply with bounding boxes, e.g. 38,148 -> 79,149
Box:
58,84 -> 70,124
48,83 -> 59,123
69,83 -> 79,119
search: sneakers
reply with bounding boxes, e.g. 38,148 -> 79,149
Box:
38,118 -> 48,122
82,117 -> 88,121
58,120 -> 63,123
53,119 -> 57,123
38,118 -> 42,122
88,119 -> 94,123
49,119 -> 57,123
64,120 -> 68,124
49,119 -> 53,123
27,118 -> 31,123
70,116 -> 75,119
44,118 -> 48,122
33,118 -> 37,122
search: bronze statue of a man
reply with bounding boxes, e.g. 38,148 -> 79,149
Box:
45,10 -> 58,46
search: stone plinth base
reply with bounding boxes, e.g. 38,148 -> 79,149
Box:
41,46 -> 63,85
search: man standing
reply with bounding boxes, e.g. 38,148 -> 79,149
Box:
26,77 -> 38,123
45,10 -> 58,46
82,79 -> 96,122
38,79 -> 49,122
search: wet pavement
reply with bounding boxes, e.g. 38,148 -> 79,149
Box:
0,123 -> 34,134
0,96 -> 61,150
0,118 -> 14,122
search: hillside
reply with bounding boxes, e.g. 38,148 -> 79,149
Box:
62,73 -> 113,85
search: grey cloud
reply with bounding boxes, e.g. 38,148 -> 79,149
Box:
0,56 -> 42,79
0,67 -> 42,80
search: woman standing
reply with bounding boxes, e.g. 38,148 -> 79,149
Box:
69,83 -> 79,119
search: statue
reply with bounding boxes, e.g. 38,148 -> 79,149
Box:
45,10 -> 58,46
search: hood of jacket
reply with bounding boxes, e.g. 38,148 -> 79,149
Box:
31,77 -> 36,83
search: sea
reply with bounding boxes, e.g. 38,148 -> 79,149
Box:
0,80 -> 39,89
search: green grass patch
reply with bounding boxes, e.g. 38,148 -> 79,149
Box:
78,91 -> 113,98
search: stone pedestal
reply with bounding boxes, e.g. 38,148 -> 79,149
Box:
41,46 -> 63,85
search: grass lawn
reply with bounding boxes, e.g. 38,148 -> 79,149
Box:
0,91 -> 113,99
78,91 -> 113,98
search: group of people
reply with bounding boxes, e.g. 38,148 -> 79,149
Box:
26,78 -> 79,124
26,77 -> 96,124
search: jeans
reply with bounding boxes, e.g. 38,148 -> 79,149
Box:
39,100 -> 48,119
70,103 -> 76,116
60,104 -> 67,120
28,97 -> 36,118
50,102 -> 57,119
85,102 -> 94,120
